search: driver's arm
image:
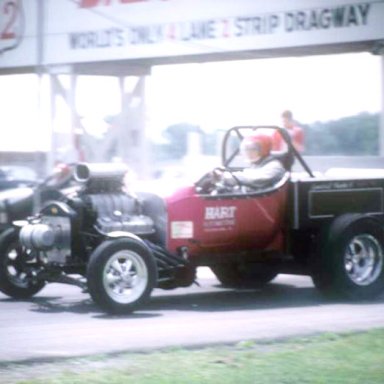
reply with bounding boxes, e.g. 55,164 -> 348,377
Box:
228,160 -> 286,188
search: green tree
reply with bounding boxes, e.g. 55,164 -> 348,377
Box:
304,112 -> 379,156
152,123 -> 201,161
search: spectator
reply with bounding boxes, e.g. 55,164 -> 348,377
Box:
273,110 -> 304,152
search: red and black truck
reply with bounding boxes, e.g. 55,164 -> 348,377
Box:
0,126 -> 383,313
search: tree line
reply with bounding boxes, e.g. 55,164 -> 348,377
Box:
151,112 -> 380,162
302,112 -> 379,156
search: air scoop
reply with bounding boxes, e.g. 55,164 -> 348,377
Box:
74,163 -> 129,183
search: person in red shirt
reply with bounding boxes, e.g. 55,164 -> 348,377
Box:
272,110 -> 304,153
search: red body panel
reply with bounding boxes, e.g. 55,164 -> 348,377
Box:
165,184 -> 288,258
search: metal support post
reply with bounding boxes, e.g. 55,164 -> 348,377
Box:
116,75 -> 149,178
381,53 -> 384,156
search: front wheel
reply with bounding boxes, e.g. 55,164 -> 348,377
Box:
312,216 -> 384,300
87,238 -> 157,314
0,227 -> 45,299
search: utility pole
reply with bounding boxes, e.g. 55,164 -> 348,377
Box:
373,41 -> 384,156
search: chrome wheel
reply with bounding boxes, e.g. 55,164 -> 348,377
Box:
5,246 -> 36,288
103,250 -> 148,304
87,238 -> 156,314
344,234 -> 383,286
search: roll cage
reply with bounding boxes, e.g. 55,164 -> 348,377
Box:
221,125 -> 314,178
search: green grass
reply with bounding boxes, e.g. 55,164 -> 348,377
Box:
5,329 -> 384,384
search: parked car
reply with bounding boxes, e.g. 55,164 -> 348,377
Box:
0,163 -> 75,232
0,165 -> 37,191
0,126 -> 383,314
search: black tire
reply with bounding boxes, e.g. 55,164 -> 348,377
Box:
0,227 -> 45,299
312,215 -> 384,300
87,238 -> 157,314
211,263 -> 278,288
157,266 -> 196,290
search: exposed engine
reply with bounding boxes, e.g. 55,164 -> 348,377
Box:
19,163 -> 155,266
16,162 -> 192,296
76,163 -> 155,235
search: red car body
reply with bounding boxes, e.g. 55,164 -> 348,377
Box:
166,184 -> 288,256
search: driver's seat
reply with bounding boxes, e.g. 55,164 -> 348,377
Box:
270,150 -> 294,171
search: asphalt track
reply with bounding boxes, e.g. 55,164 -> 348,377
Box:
0,269 -> 383,363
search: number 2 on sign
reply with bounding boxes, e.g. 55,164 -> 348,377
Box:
1,0 -> 18,40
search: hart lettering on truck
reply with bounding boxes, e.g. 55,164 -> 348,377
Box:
205,206 -> 237,220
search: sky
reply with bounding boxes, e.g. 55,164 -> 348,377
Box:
0,52 -> 382,151
146,52 -> 382,132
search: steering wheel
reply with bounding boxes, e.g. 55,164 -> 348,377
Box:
195,167 -> 242,194
194,168 -> 217,194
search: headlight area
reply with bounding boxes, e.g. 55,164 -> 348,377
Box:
19,215 -> 72,266
19,222 -> 55,250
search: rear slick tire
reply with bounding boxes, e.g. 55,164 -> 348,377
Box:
211,263 -> 278,289
312,215 -> 384,300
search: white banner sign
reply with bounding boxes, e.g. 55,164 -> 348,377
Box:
1,0 -> 383,68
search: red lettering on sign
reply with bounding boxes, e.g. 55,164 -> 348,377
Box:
1,0 -> 18,40
79,0 -> 165,8
80,0 -> 116,8
120,0 -> 146,3
222,19 -> 230,38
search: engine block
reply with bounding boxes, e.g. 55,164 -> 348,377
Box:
87,193 -> 155,235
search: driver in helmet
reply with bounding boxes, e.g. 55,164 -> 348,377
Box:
215,132 -> 286,191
